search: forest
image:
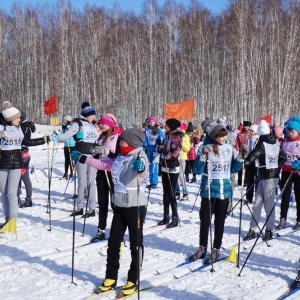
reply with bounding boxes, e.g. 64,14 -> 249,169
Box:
0,0 -> 299,127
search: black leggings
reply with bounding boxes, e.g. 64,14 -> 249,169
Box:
161,171 -> 179,217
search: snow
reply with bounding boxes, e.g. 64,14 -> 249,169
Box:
0,124 -> 300,300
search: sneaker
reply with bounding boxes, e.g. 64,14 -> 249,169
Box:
82,209 -> 96,218
70,208 -> 83,216
243,229 -> 256,241
117,281 -> 137,297
263,229 -> 273,241
94,278 -> 117,294
292,270 -> 300,289
293,222 -> 300,231
180,193 -> 189,201
60,174 -> 68,180
175,191 -> 180,200
189,246 -> 207,261
276,218 -> 286,230
166,216 -> 178,228
158,214 -> 170,225
204,248 -> 219,264
91,229 -> 105,243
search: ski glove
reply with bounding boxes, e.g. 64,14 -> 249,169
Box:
92,145 -> 110,156
77,155 -> 87,164
132,158 -> 145,173
203,145 -> 213,154
292,160 -> 300,171
71,150 -> 81,161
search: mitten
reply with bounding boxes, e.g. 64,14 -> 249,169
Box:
71,150 -> 81,161
292,160 -> 300,171
203,145 -> 213,154
92,145 -> 110,155
78,155 -> 87,164
132,158 -> 145,173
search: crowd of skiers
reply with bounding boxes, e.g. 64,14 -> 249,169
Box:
1,99 -> 300,296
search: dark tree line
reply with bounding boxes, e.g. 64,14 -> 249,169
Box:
0,0 -> 299,126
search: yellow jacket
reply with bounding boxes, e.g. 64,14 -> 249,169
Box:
180,132 -> 191,160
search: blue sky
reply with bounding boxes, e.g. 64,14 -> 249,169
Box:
0,1 -> 230,15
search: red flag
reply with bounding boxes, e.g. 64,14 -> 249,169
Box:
258,114 -> 271,124
165,98 -> 194,120
44,94 -> 58,115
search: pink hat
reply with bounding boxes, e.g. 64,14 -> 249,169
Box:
99,113 -> 116,128
274,126 -> 283,138
148,116 -> 157,123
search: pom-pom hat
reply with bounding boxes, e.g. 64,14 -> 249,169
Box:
257,120 -> 270,136
2,101 -> 21,122
81,104 -> 96,118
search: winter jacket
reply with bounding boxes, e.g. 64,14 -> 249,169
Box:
235,130 -> 251,150
281,135 -> 300,173
0,124 -> 45,169
244,133 -> 287,180
21,120 -> 45,154
179,133 -> 190,160
187,135 -> 200,161
193,143 -> 243,200
84,147 -> 148,208
58,117 -> 98,154
143,126 -> 163,149
62,122 -> 75,148
159,129 -> 184,170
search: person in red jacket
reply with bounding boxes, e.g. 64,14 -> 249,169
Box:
276,116 -> 300,230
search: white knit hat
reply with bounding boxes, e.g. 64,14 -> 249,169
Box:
257,120 -> 270,136
250,124 -> 258,134
64,115 -> 72,122
2,101 -> 21,122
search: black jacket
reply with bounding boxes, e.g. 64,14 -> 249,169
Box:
244,133 -> 287,180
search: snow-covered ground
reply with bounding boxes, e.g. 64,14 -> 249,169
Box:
0,124 -> 300,300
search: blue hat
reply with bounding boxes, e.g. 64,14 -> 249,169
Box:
81,101 -> 90,109
288,121 -> 300,133
81,105 -> 96,118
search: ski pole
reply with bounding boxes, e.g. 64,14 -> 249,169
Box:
238,171 -> 293,276
136,154 -> 141,300
189,184 -> 201,213
71,159 -> 77,285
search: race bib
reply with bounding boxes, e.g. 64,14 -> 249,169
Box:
283,141 -> 300,166
264,142 -> 279,169
1,126 -> 23,150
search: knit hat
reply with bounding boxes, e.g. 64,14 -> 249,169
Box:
250,124 -> 258,134
81,101 -> 90,109
208,124 -> 225,140
120,127 -> 144,148
81,104 -> 96,118
226,125 -> 234,131
274,126 -> 283,138
243,121 -> 251,127
257,120 -> 270,136
186,122 -> 194,133
165,118 -> 181,131
148,116 -> 157,123
2,101 -> 21,122
99,113 -> 117,128
64,115 -> 72,122
288,116 -> 300,133
217,116 -> 226,124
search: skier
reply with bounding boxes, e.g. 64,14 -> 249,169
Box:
235,120 -> 251,186
18,111 -> 48,208
157,118 -> 183,228
0,102 -> 49,228
276,116 -> 300,230
190,124 -> 243,264
143,116 -> 163,189
58,102 -> 99,218
243,120 -> 287,241
90,113 -> 122,243
245,124 -> 259,204
74,127 -> 148,298
60,114 -> 75,180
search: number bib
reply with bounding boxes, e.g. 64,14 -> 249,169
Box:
283,141 -> 300,166
263,142 -> 279,169
145,129 -> 157,146
111,155 -> 133,193
208,144 -> 232,179
81,122 -> 98,143
1,126 -> 24,150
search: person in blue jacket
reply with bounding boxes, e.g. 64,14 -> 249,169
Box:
143,116 -> 163,189
190,124 -> 243,264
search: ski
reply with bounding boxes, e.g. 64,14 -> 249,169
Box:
276,286 -> 300,300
